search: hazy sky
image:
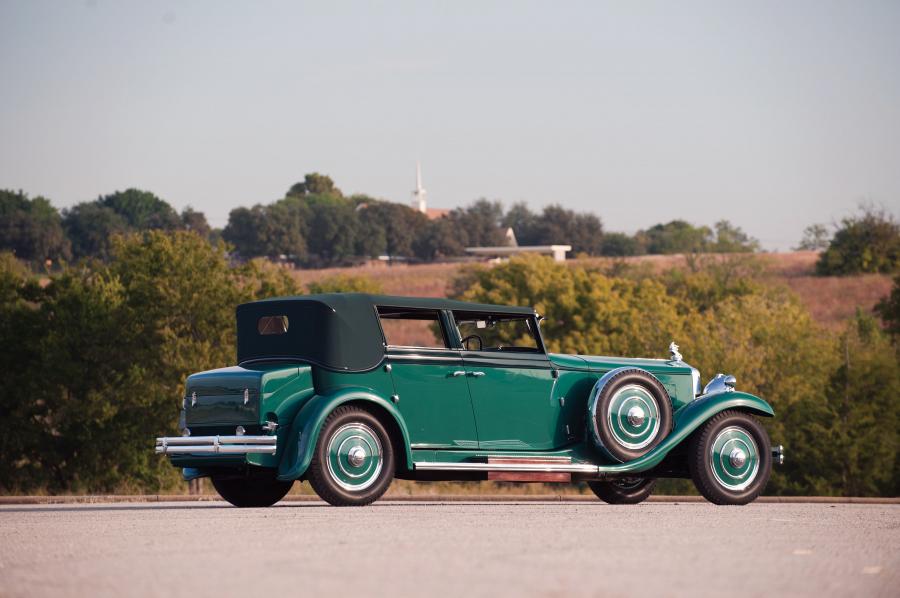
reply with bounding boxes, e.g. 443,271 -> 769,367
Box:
2,1 -> 898,249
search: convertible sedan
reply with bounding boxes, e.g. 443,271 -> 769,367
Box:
155,294 -> 783,506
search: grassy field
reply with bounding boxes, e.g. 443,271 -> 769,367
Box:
292,251 -> 893,331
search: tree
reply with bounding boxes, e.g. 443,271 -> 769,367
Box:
0,231 -> 301,493
0,190 -> 71,263
356,199 -> 427,259
63,202 -> 130,260
304,195 -> 360,266
287,173 -> 342,198
710,220 -> 760,253
99,188 -> 181,230
501,202 -> 541,245
180,207 -> 211,237
820,314 -> 899,496
816,205 -> 900,275
413,217 -> 465,260
638,220 -> 712,254
448,199 -> 507,248
600,232 -> 644,256
62,189 -> 184,260
876,273 -> 900,339
501,203 -> 605,255
796,224 -> 831,251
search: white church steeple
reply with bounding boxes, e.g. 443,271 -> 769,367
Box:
412,161 -> 427,214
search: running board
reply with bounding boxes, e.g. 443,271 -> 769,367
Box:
414,457 -> 599,475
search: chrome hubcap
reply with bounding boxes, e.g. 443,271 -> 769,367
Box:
325,423 -> 383,491
626,406 -> 646,427
607,385 -> 661,450
347,445 -> 366,467
729,448 -> 747,468
710,426 -> 760,491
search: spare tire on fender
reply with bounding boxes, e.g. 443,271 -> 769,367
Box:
588,367 -> 673,462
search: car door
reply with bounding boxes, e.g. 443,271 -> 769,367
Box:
452,310 -> 564,451
377,306 -> 479,449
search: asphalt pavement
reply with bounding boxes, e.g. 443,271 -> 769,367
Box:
0,501 -> 897,597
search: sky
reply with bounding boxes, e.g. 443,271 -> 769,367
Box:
1,1 -> 899,250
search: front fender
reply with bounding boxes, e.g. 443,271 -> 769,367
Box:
598,391 -> 774,474
276,388 -> 413,481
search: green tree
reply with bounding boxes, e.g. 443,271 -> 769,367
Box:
414,217 -> 465,260
63,202 -> 130,259
875,273 -> 900,339
99,188 -> 181,230
502,203 -> 605,255
600,232 -> 644,257
501,202 -> 540,245
821,314 -> 899,495
638,220 -> 712,254
287,173 -> 342,198
816,205 -> 900,275
710,220 -> 760,253
0,232 -> 301,493
304,195 -> 360,266
356,199 -> 427,259
180,207 -> 211,237
448,199 -> 507,248
0,190 -> 71,263
796,224 -> 831,251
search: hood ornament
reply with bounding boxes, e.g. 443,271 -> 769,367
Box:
668,341 -> 683,363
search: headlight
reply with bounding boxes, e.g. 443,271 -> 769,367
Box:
691,366 -> 702,396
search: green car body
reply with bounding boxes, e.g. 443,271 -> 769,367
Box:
157,293 -> 781,505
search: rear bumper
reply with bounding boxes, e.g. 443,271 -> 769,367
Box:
155,435 -> 277,455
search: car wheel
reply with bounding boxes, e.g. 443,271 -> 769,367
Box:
211,474 -> 293,508
588,368 -> 673,462
688,410 -> 772,505
307,406 -> 395,507
587,478 -> 656,504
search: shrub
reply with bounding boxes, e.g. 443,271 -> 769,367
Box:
816,205 -> 900,275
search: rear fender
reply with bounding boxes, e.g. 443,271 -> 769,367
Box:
598,391 -> 774,474
276,388 -> 413,481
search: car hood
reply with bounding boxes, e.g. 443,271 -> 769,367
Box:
549,353 -> 695,376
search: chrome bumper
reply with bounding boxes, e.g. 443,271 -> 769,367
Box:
155,435 -> 277,455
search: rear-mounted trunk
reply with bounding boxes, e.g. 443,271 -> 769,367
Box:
185,366 -> 262,428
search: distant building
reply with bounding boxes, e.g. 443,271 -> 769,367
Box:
465,243 -> 572,262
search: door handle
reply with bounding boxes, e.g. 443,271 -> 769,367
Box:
467,371 -> 486,377
451,371 -> 466,377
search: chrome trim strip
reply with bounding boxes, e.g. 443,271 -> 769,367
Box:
414,461 -> 599,474
155,435 -> 277,455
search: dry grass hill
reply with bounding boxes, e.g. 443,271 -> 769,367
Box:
293,251 -> 892,331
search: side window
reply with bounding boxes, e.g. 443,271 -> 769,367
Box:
377,307 -> 449,349
454,312 -> 540,353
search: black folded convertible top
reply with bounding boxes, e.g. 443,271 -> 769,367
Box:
236,293 -> 535,371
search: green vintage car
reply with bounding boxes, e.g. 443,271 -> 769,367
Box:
155,294 -> 783,507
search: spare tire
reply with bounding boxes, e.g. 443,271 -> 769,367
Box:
588,367 -> 673,462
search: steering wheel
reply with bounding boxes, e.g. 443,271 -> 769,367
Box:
461,334 -> 483,351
